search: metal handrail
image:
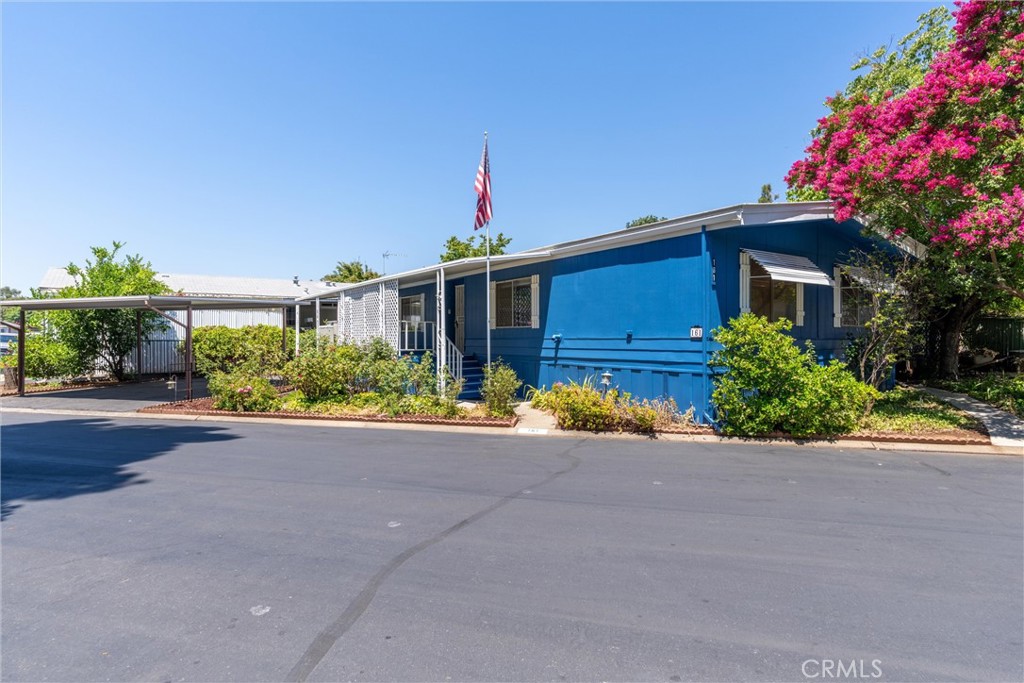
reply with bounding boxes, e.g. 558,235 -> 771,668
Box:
399,320 -> 435,353
445,336 -> 463,382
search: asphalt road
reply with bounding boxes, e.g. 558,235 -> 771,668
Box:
2,413 -> 1021,682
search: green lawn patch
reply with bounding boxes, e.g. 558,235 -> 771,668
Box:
858,387 -> 984,434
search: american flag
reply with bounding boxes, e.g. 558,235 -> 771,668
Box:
474,136 -> 492,230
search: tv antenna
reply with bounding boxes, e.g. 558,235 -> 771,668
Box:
382,250 -> 405,275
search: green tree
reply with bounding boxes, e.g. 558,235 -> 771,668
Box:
439,232 -> 512,262
757,184 -> 778,203
53,242 -> 169,380
785,3 -> 1023,377
625,215 -> 666,228
0,286 -> 23,322
323,260 -> 381,283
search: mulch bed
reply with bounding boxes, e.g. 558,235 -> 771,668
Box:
729,427 -> 990,446
139,397 -> 519,428
655,424 -> 717,436
839,429 -> 990,445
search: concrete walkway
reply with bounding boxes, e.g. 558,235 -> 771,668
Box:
921,386 -> 1024,452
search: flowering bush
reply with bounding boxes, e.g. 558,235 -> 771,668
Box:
787,1 -> 1023,301
208,371 -> 280,412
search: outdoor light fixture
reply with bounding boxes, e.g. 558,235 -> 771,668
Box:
166,375 -> 178,402
600,371 -> 613,395
551,333 -> 562,344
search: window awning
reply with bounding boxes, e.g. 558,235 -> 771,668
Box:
743,249 -> 833,286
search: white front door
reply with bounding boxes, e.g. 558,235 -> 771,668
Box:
454,284 -> 465,352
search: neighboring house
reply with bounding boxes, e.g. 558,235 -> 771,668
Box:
300,201 -> 908,415
36,270 -> 341,374
0,323 -> 21,356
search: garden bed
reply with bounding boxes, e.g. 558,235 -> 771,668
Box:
139,396 -> 519,428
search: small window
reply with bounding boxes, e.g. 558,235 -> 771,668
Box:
495,277 -> 533,328
749,260 -> 798,323
834,267 -> 878,327
841,273 -> 874,327
400,294 -> 424,323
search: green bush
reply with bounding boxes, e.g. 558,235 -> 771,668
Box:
711,314 -> 878,437
615,399 -> 659,434
189,325 -> 293,377
481,360 -> 523,417
281,339 -> 464,418
284,343 -> 360,401
208,371 -> 280,412
6,338 -> 85,380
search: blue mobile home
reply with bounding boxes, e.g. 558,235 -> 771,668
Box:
303,202 -> 908,422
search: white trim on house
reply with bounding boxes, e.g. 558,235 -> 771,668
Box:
296,202 -> 842,300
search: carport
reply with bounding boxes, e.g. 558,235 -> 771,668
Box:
1,295 -> 300,400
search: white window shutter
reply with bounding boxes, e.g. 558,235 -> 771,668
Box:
833,265 -> 843,327
530,275 -> 540,329
796,284 -> 805,326
489,280 -> 496,330
739,252 -> 751,313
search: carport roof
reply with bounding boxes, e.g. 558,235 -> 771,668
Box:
0,295 -> 300,311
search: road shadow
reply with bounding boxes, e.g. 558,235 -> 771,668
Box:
1,417 -> 238,521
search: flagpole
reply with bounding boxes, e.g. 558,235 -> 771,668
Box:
486,218 -> 491,369
484,134 -> 491,369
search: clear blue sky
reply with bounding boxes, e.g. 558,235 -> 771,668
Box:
2,1 -> 942,293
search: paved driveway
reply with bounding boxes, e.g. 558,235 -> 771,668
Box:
2,412 -> 1021,682
0,378 -> 208,413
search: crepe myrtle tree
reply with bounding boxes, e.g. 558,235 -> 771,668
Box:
787,1 -> 1023,377
53,242 -> 169,380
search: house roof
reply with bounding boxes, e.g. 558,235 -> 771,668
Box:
38,268 -> 341,299
297,201 -> 842,299
0,295 -> 300,312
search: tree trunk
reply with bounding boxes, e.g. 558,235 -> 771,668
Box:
931,294 -> 985,380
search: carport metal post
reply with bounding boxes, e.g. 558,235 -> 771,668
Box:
135,310 -> 143,380
185,304 -> 193,401
294,304 -> 301,357
17,309 -> 26,396
281,307 -> 287,354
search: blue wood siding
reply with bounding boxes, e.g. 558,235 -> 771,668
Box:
402,218 -> 884,422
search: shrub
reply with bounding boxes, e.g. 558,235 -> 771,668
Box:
711,314 -> 878,437
614,398 -> 658,434
284,343 -> 360,401
209,371 -> 280,412
189,325 -> 293,377
481,360 -> 522,417
6,338 -> 85,380
644,397 -> 696,431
